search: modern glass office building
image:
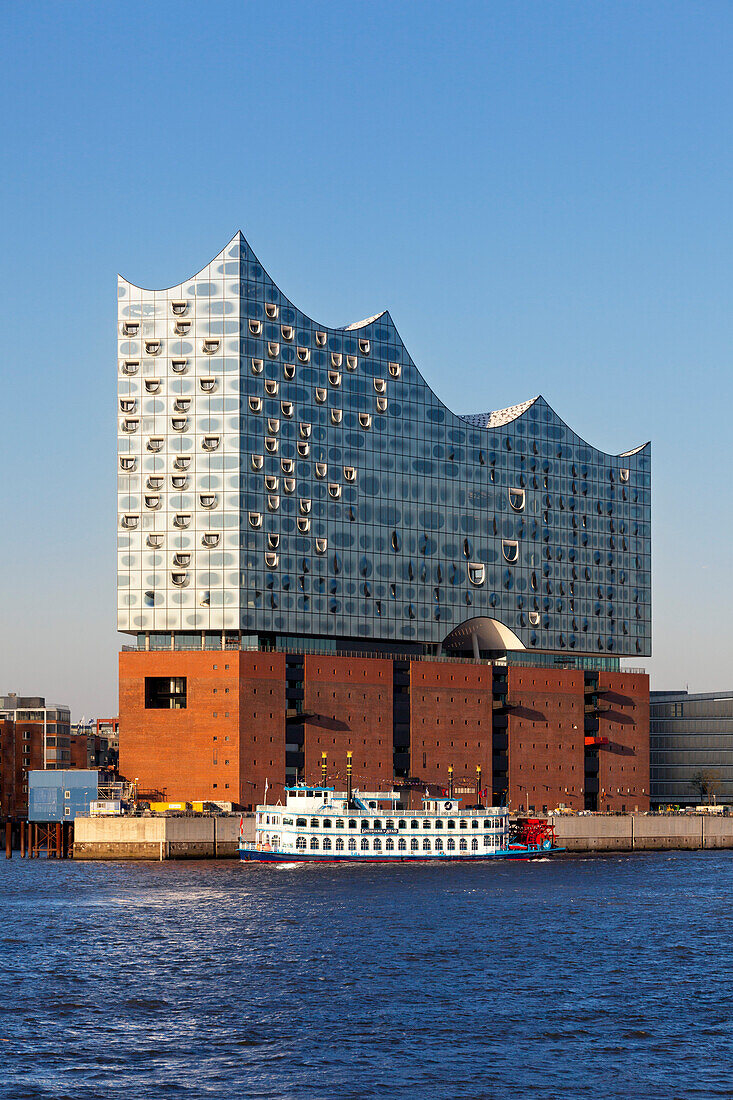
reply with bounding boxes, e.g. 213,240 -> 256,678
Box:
117,231 -> 651,661
650,691 -> 733,805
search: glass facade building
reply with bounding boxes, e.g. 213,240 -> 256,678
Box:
118,232 -> 651,659
650,691 -> 733,805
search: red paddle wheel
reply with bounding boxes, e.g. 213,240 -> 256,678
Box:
513,817 -> 557,849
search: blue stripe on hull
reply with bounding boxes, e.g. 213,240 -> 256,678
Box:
238,847 -> 564,864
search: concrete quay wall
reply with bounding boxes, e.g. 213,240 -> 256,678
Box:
550,814 -> 733,852
73,813 -> 733,860
73,814 -> 255,860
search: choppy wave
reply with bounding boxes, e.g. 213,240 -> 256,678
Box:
1,851 -> 732,1099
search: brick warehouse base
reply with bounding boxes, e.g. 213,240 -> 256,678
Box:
119,651 -> 650,813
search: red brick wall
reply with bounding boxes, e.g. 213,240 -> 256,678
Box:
596,671 -> 650,811
238,652 -> 287,809
303,656 -> 393,791
0,718 -> 16,818
506,668 -> 586,812
409,662 -> 493,806
0,718 -> 46,818
69,735 -> 88,770
119,651 -> 242,804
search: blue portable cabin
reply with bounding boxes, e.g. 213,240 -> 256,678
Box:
28,770 -> 101,822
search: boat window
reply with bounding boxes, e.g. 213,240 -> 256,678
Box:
483,819 -> 491,828
435,838 -> 443,851
296,817 -> 307,826
471,820 -> 479,829
373,838 -> 382,851
398,820 -> 407,829
447,838 -> 455,851
410,819 -> 419,829
310,837 -> 319,850
472,838 -> 479,850
283,817 -> 293,826
335,837 -> 344,851
459,820 -> 468,829
459,838 -> 467,851
360,820 -> 369,831
348,819 -> 357,829
385,838 -> 394,851
398,838 -> 407,851
385,820 -> 394,830
410,838 -> 419,851
322,837 -> 332,851
296,837 -> 306,850
322,819 -> 332,829
335,819 -> 344,829
422,838 -> 431,851
483,835 -> 491,846
360,837 -> 369,851
310,818 -> 319,828
422,820 -> 430,829
372,819 -> 381,830
447,819 -> 456,829
435,819 -> 443,829
348,838 -> 356,851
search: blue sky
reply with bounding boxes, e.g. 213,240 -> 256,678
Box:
1,0 -> 731,717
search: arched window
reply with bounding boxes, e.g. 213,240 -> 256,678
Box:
335,838 -> 344,851
361,820 -> 369,831
323,837 -> 332,851
296,836 -> 306,850
373,838 -> 382,851
434,837 -> 443,851
348,819 -> 357,829
398,838 -> 407,851
310,837 -> 319,850
422,820 -> 430,830
322,819 -> 332,829
398,820 -> 407,830
296,817 -> 307,827
422,838 -> 431,852
447,819 -> 456,830
335,819 -> 344,829
348,838 -> 356,851
410,820 -> 419,829
447,838 -> 455,851
310,818 -> 319,828
410,838 -> 419,851
459,838 -> 468,851
483,835 -> 490,847
471,838 -> 479,851
360,837 -> 369,851
373,819 -> 382,830
385,838 -> 394,851
435,819 -> 443,829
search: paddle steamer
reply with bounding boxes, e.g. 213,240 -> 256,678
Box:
239,756 -> 561,864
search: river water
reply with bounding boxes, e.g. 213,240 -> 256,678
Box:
1,852 -> 732,1099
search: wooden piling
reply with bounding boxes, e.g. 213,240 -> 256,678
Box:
56,823 -> 63,859
5,821 -> 11,859
20,821 -> 25,858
